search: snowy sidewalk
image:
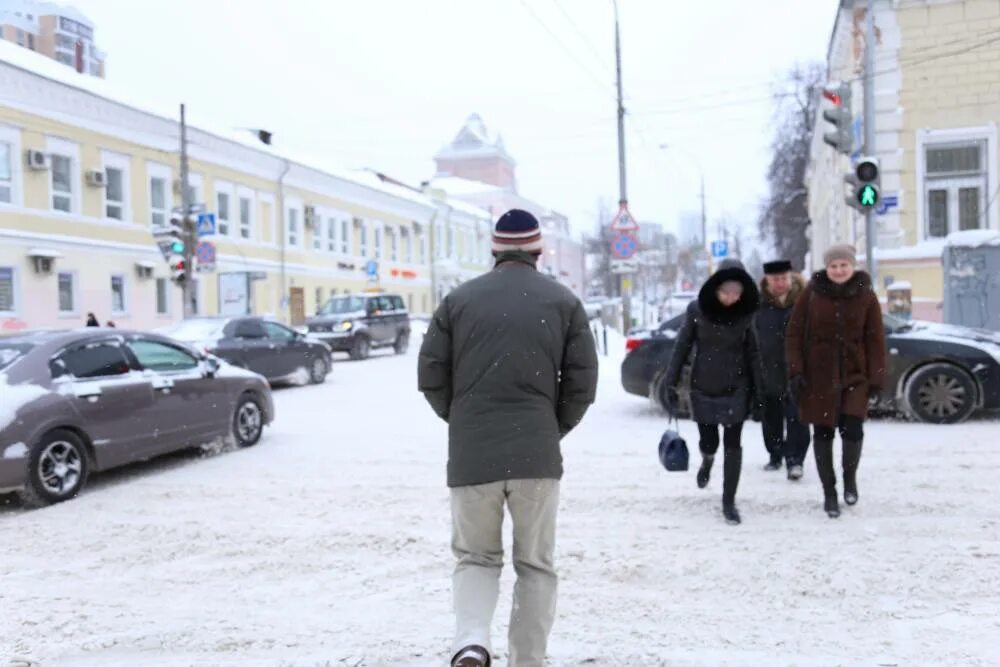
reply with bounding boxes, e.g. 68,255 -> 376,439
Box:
2,342 -> 999,666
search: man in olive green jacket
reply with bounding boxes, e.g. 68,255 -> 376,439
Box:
418,209 -> 598,667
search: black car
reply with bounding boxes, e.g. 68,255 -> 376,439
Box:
304,293 -> 410,360
162,316 -> 332,385
621,312 -> 1000,424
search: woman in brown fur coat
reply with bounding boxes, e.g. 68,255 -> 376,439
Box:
785,245 -> 886,518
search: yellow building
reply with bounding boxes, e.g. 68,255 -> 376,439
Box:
0,40 -> 491,332
807,0 -> 1000,320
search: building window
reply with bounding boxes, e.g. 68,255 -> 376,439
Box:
287,208 -> 299,247
0,142 -> 11,204
51,154 -> 73,212
16,29 -> 25,46
0,267 -> 15,313
340,219 -> 349,254
389,227 -> 398,261
327,217 -> 336,252
239,196 -> 252,239
419,231 -> 427,264
105,166 -> 124,219
156,278 -> 169,315
402,228 -> 412,263
110,275 -> 126,314
55,52 -> 73,66
58,272 -> 75,313
374,225 -> 383,260
150,176 -> 167,227
446,223 -> 454,257
313,216 -> 323,251
27,33 -> 34,50
314,287 -> 323,312
217,191 -> 231,236
358,219 -> 368,257
924,140 -> 989,238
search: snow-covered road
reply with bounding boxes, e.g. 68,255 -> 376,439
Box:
3,339 -> 999,666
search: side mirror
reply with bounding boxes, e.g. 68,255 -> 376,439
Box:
203,356 -> 221,378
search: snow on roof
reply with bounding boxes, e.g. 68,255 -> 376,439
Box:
871,239 -> 947,262
945,229 -> 1000,248
428,176 -> 502,196
445,198 -> 492,220
0,39 -> 435,212
886,281 -> 912,291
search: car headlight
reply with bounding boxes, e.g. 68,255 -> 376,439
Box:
337,321 -> 354,332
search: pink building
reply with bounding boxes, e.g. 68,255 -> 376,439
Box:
429,114 -> 586,297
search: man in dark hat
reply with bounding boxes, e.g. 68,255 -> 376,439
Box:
419,209 -> 599,667
755,259 -> 810,480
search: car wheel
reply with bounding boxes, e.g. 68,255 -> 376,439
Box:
19,429 -> 90,508
309,355 -> 328,384
349,336 -> 371,361
904,363 -> 977,424
233,394 -> 264,447
394,332 -> 410,355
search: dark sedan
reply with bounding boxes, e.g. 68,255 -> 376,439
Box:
0,329 -> 274,507
621,313 -> 1000,424
162,316 -> 332,385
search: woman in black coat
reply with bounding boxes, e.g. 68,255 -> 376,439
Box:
663,258 -> 762,525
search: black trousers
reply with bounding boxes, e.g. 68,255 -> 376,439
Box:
762,395 -> 811,465
698,422 -> 744,503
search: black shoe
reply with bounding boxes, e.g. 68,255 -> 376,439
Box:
843,439 -> 863,507
722,501 -> 741,525
763,456 -> 782,471
452,645 -> 491,667
787,464 -> 804,481
844,489 -> 859,506
696,456 -> 713,489
824,495 -> 841,519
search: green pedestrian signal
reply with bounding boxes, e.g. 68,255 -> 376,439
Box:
170,239 -> 184,253
858,184 -> 878,208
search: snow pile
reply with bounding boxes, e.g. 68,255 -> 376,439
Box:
2,346 -> 1000,665
945,229 -> 1000,248
0,373 -> 47,435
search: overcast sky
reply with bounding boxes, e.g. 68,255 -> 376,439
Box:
74,0 -> 835,241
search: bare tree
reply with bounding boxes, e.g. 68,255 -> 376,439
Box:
585,198 -> 617,298
757,62 -> 825,271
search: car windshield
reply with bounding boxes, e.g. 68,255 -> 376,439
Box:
319,296 -> 365,316
882,313 -> 913,333
0,342 -> 34,370
162,319 -> 228,341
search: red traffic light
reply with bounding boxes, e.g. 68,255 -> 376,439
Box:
822,88 -> 842,106
172,259 -> 185,271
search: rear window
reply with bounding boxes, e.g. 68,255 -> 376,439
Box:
54,342 -> 131,379
162,319 -> 227,341
0,342 -> 34,371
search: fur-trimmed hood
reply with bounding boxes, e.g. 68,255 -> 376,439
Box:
697,266 -> 761,324
760,273 -> 806,309
810,270 -> 873,299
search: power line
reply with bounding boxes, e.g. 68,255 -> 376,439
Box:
547,0 -> 612,76
516,0 -> 617,100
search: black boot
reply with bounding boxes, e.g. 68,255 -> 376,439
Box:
696,455 -> 714,489
763,453 -> 782,471
813,437 -> 840,518
843,439 -> 863,506
722,446 -> 742,525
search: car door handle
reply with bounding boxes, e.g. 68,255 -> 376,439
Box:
268,343 -> 277,349
152,378 -> 174,392
72,386 -> 102,399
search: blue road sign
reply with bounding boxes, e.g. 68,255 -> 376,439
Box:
612,232 -> 638,260
195,240 -> 216,264
197,212 -> 217,237
876,194 -> 899,216
711,240 -> 729,258
365,260 -> 379,277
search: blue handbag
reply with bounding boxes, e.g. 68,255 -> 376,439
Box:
658,417 -> 689,472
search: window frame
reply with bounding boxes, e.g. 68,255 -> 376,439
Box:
0,125 -> 22,207
286,202 -> 302,248
237,186 -> 255,240
340,218 -> 350,255
215,181 -> 234,237
155,277 -> 171,316
358,218 -> 368,257
128,338 -> 200,373
57,270 -> 77,316
147,162 -> 172,228
917,126 -> 999,240
0,266 -> 17,317
110,274 -> 127,316
47,137 -> 80,214
52,339 -> 133,381
326,215 -> 337,252
101,150 -> 131,223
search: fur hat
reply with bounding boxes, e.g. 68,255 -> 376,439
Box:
823,244 -> 857,266
763,260 -> 793,274
492,209 -> 543,255
716,258 -> 746,272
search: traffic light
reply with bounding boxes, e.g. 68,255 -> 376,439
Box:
821,82 -> 853,155
153,214 -> 190,284
845,156 -> 880,212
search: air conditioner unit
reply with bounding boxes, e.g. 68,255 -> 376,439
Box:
25,149 -> 49,171
304,205 -> 317,230
86,169 -> 107,187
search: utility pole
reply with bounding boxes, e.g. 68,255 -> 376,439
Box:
613,0 -> 631,333
863,2 -> 878,286
179,103 -> 195,318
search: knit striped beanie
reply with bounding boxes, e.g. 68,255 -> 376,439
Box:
492,209 -> 543,255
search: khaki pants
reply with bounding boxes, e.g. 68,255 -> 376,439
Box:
450,478 -> 560,667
